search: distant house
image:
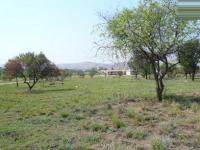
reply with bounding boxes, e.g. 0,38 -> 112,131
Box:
100,69 -> 133,76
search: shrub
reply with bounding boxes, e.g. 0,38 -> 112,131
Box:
159,120 -> 177,135
84,133 -> 101,144
127,109 -> 145,123
61,112 -> 69,118
76,144 -> 92,150
75,114 -> 85,120
58,143 -> 72,150
151,137 -> 172,150
112,116 -> 125,128
125,127 -> 147,139
191,102 -> 200,113
90,122 -> 107,132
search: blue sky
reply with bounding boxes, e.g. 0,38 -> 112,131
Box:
0,0 -> 139,64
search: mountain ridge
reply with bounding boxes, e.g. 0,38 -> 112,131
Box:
57,61 -> 128,70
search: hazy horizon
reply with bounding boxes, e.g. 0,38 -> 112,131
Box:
0,0 -> 139,65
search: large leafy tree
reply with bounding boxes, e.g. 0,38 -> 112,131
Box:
5,52 -> 59,91
19,52 -> 54,91
99,0 -> 200,101
179,39 -> 200,81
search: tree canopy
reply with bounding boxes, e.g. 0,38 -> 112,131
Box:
98,0 -> 200,101
179,39 -> 200,81
5,52 -> 60,91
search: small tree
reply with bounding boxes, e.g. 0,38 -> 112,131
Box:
179,39 -> 200,81
65,69 -> 73,79
117,71 -> 123,78
89,68 -> 97,78
77,70 -> 85,78
4,57 -> 23,87
128,59 -> 139,79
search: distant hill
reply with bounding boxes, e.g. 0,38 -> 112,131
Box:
57,61 -> 128,70
0,61 -> 129,70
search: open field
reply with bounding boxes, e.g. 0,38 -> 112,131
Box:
0,77 -> 200,149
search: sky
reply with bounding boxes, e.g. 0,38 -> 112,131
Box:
0,0 -> 139,64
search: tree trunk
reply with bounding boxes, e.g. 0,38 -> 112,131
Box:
192,72 -> 195,81
155,78 -> 164,102
23,77 -> 39,91
151,61 -> 165,102
145,73 -> 148,79
135,73 -> 138,79
16,77 -> 19,87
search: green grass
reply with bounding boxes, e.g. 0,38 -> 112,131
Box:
0,77 -> 200,149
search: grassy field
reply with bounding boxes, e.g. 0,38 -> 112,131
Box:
0,77 -> 200,150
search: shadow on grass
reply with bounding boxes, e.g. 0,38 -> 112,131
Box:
30,88 -> 76,94
164,94 -> 200,106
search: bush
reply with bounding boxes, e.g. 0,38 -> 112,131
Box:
151,137 -> 172,150
61,112 -> 69,118
159,120 -> 177,135
112,116 -> 125,128
90,122 -> 107,132
75,114 -> 85,120
125,127 -> 147,139
84,133 -> 101,144
58,143 -> 72,150
127,109 -> 145,123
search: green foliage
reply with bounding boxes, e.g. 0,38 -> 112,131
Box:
88,68 -> 97,78
159,120 -> 177,135
61,112 -> 69,118
100,0 -> 200,101
117,71 -> 123,78
179,39 -> 200,81
127,109 -> 145,123
58,143 -> 72,150
90,122 -> 107,132
5,52 -> 59,91
75,114 -> 85,120
151,137 -> 172,150
112,116 -> 125,128
84,133 -> 101,144
125,127 -> 147,139
128,53 -> 151,79
77,70 -> 85,78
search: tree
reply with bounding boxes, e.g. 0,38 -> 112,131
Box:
99,0 -> 200,101
179,39 -> 200,81
117,71 -> 123,78
128,52 -> 151,79
65,69 -> 73,79
88,68 -> 97,78
5,52 -> 57,91
77,70 -> 85,78
42,63 -> 60,81
59,69 -> 71,83
128,58 -> 139,79
4,57 -> 23,87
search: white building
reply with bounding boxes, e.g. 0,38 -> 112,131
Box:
100,69 -> 133,76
